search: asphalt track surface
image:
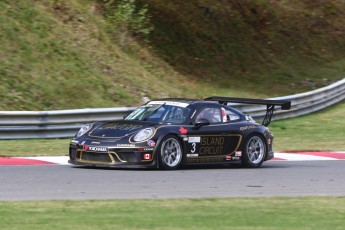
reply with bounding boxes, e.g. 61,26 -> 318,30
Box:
1,159 -> 345,201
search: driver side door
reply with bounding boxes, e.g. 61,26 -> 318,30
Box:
183,106 -> 242,163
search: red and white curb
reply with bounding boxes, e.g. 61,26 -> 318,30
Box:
0,152 -> 345,166
0,156 -> 69,166
275,152 -> 345,161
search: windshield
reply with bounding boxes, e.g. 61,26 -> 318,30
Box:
125,101 -> 191,124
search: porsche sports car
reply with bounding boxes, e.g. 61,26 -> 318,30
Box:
69,96 -> 291,169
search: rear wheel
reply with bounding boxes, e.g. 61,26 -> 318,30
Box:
242,134 -> 266,168
158,136 -> 183,170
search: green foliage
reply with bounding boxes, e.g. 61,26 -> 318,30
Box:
102,0 -> 154,44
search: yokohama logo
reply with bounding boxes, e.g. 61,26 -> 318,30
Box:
85,146 -> 108,152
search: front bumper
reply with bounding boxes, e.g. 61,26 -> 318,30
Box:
266,150 -> 274,161
69,145 -> 157,168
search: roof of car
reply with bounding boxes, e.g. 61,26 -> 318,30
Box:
150,98 -> 220,107
152,98 -> 199,103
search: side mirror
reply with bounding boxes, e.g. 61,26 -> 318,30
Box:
194,118 -> 210,128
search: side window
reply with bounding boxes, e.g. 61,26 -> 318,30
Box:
195,107 -> 221,124
165,107 -> 186,123
149,106 -> 166,119
222,107 -> 240,122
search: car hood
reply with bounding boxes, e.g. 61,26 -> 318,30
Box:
88,120 -> 154,138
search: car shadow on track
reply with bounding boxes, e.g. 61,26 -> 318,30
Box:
70,161 -> 291,171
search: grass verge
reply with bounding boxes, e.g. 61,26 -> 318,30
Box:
0,139 -> 69,157
0,197 -> 344,230
270,101 -> 345,151
1,1 -> 345,110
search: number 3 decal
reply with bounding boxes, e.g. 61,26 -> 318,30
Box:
191,143 -> 196,153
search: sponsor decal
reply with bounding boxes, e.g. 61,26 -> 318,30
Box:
186,134 -> 242,157
99,124 -> 142,131
144,148 -> 154,151
179,127 -> 188,135
70,140 -> 79,144
148,101 -> 189,108
116,144 -> 135,147
240,125 -> 258,131
143,153 -> 152,160
226,155 -> 232,161
188,136 -> 201,143
235,151 -> 242,157
199,136 -> 224,155
232,156 -> 240,160
147,140 -> 156,147
85,146 -> 108,152
91,141 -> 101,144
202,136 -> 224,145
187,153 -> 199,157
186,157 -> 223,163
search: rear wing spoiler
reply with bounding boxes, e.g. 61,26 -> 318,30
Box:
204,96 -> 291,126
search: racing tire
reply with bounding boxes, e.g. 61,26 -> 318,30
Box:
158,135 -> 183,170
242,134 -> 267,168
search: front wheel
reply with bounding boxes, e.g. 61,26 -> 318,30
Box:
158,135 -> 183,170
242,134 -> 267,168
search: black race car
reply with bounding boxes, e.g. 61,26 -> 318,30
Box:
69,97 -> 291,169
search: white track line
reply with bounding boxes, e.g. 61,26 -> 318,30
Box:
274,153 -> 337,161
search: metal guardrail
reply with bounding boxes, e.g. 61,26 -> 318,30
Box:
0,108 -> 136,139
231,78 -> 345,121
1,78 -> 344,139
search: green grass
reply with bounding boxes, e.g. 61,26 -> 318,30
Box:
146,0 -> 345,96
0,0 -> 195,110
0,101 -> 344,157
0,139 -> 69,157
1,0 -> 345,110
271,101 -> 345,151
0,197 -> 344,230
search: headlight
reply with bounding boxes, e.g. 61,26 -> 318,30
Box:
133,128 -> 154,142
76,123 -> 93,138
